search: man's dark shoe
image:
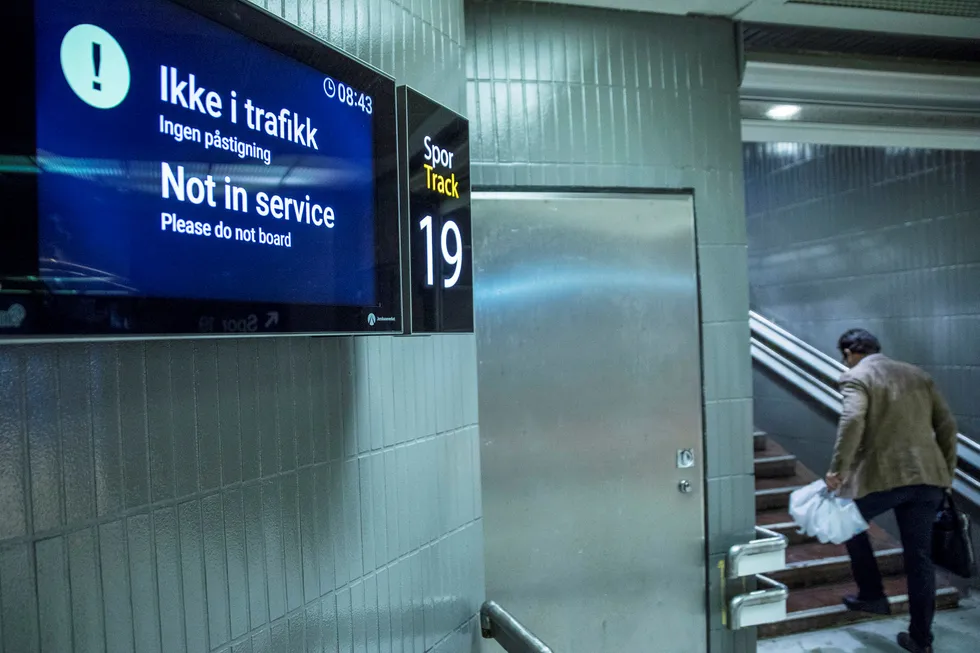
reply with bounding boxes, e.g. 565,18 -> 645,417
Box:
842,594 -> 891,615
897,632 -> 932,653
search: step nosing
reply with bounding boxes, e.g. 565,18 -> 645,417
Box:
782,547 -> 904,570
754,455 -> 796,463
755,485 -> 805,496
782,587 -> 958,621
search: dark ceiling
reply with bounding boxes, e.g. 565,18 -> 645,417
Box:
788,0 -> 980,20
742,22 -> 980,63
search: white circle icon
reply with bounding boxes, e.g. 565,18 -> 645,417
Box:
60,24 -> 130,109
367,313 -> 377,326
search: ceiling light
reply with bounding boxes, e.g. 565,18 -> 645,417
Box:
766,104 -> 801,120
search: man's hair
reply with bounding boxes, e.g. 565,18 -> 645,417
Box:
838,329 -> 881,355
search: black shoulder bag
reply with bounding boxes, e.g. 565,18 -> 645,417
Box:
932,491 -> 975,579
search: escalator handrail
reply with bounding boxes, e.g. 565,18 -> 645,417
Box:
959,433 -> 980,458
749,311 -> 846,385
750,339 -> 843,414
750,312 -> 980,457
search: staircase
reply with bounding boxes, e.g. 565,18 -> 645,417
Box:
753,430 -> 961,639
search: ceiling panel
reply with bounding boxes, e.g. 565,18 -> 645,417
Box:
516,0 -> 980,39
741,119 -> 980,149
737,0 -> 980,38
741,60 -> 980,109
743,23 -> 980,62
789,0 -> 980,19
516,0 -> 754,16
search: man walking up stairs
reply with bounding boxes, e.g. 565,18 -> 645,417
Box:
824,329 -> 959,653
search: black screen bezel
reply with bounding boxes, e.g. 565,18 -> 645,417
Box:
0,0 -> 402,340
397,86 -> 473,334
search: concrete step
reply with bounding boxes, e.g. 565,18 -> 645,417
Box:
754,465 -> 818,511
757,510 -> 900,549
755,437 -> 790,458
756,511 -> 813,545
756,465 -> 818,492
772,546 -> 905,589
758,577 -> 960,639
754,430 -> 767,452
756,486 -> 801,511
755,454 -> 798,479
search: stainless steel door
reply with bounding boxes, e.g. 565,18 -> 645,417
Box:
474,192 -> 706,652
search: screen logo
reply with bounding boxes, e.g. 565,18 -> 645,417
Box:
60,24 -> 131,109
367,313 -> 396,326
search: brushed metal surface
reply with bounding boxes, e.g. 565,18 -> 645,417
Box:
475,192 -> 707,653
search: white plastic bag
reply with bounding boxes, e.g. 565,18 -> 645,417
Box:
788,480 -> 869,545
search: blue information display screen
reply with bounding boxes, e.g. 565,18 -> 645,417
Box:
0,0 -> 401,338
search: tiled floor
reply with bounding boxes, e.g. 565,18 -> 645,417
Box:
758,597 -> 979,652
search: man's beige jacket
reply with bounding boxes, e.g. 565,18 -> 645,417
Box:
830,354 -> 958,498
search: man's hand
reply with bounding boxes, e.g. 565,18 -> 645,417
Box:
825,472 -> 844,492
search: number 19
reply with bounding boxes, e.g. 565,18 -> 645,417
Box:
420,215 -> 462,288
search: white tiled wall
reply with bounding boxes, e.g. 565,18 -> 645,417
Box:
0,336 -> 483,653
748,143 -> 980,473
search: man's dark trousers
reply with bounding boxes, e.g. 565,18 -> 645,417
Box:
845,484 -> 944,647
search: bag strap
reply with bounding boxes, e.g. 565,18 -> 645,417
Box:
943,489 -> 957,512
941,490 -> 966,526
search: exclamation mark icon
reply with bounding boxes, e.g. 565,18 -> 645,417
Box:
61,24 -> 130,108
92,42 -> 102,90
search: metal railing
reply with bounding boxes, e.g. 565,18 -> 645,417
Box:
727,526 -> 787,579
728,575 -> 789,630
480,601 -> 554,653
724,526 -> 790,629
749,311 -> 980,514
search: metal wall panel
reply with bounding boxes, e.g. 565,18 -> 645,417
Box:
466,3 -> 754,651
475,192 -> 707,652
747,143 -> 980,464
0,1 -> 484,652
